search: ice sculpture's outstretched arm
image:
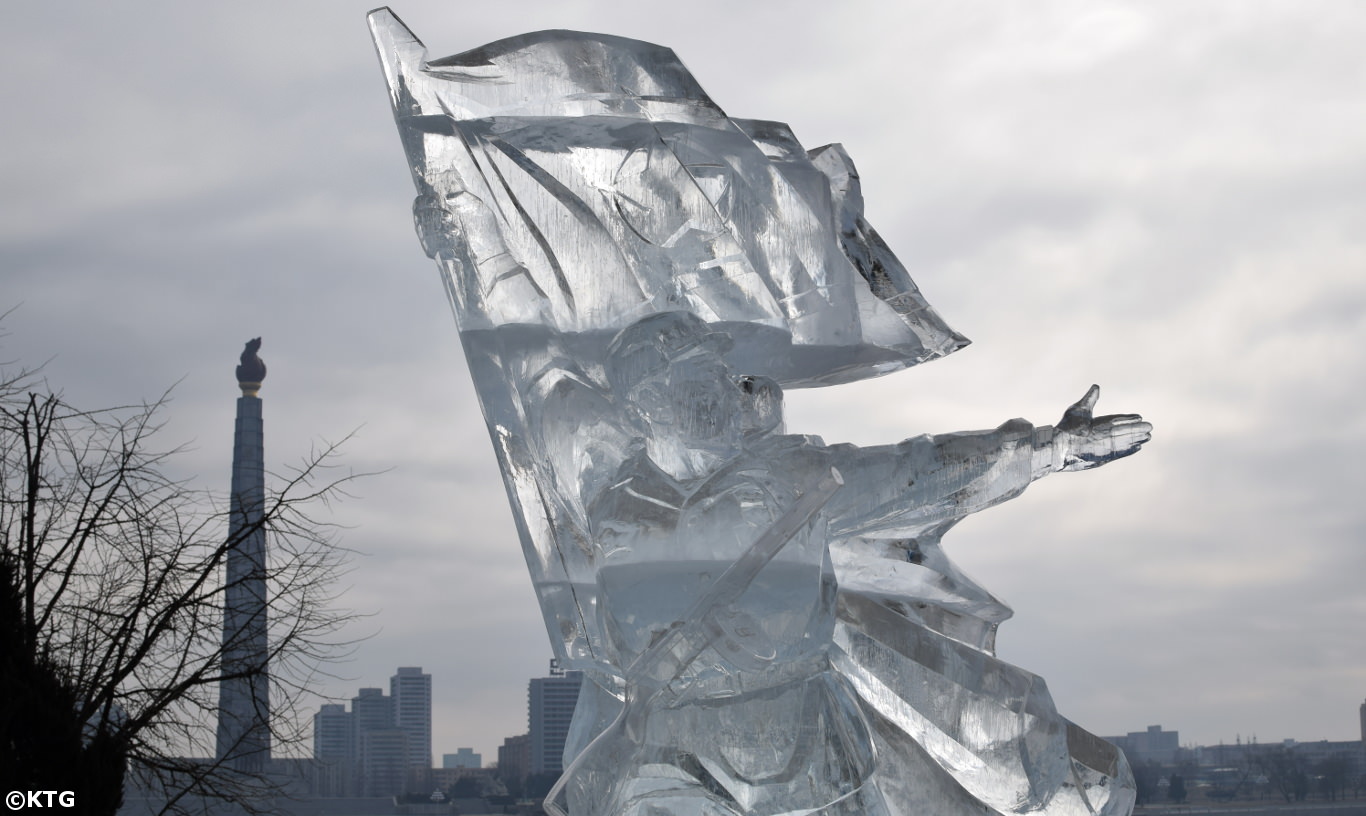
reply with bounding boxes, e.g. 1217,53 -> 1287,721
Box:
826,385 -> 1151,539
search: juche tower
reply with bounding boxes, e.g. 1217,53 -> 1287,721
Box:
216,338 -> 271,770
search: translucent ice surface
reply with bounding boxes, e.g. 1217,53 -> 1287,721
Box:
370,10 -> 1149,815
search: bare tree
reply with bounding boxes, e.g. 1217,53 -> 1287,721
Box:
1252,745 -> 1309,804
1315,754 -> 1352,802
0,357 -> 359,815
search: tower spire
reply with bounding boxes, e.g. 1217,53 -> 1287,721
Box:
217,338 -> 271,770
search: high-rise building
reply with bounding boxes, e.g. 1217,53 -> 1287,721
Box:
313,704 -> 355,762
391,666 -> 433,769
443,748 -> 482,769
312,703 -> 357,797
1107,725 -> 1180,766
360,728 -> 410,796
497,733 -> 530,787
217,339 -> 271,771
351,686 -> 394,759
528,659 -> 583,775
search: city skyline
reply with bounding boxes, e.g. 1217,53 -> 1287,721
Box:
3,1 -> 1365,761
314,663 -> 1365,774
312,666 -> 434,796
322,661 -> 1366,765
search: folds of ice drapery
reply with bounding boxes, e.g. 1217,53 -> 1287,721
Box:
370,12 -> 969,386
369,9 -> 1143,816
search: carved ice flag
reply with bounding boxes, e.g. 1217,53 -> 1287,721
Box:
369,10 -> 967,387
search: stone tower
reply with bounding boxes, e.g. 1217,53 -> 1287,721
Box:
216,338 -> 271,770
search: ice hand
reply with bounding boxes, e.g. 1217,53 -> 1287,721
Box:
1055,385 -> 1152,472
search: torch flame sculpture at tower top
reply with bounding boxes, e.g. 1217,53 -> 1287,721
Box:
369,9 -> 1150,815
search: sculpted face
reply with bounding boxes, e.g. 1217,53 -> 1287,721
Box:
628,346 -> 745,471
662,352 -> 740,440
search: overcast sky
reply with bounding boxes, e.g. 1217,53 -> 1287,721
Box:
3,1 -> 1364,762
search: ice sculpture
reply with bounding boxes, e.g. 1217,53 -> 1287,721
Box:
369,10 -> 1150,815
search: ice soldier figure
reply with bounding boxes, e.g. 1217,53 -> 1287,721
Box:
552,312 -> 1146,815
370,11 -> 1150,815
